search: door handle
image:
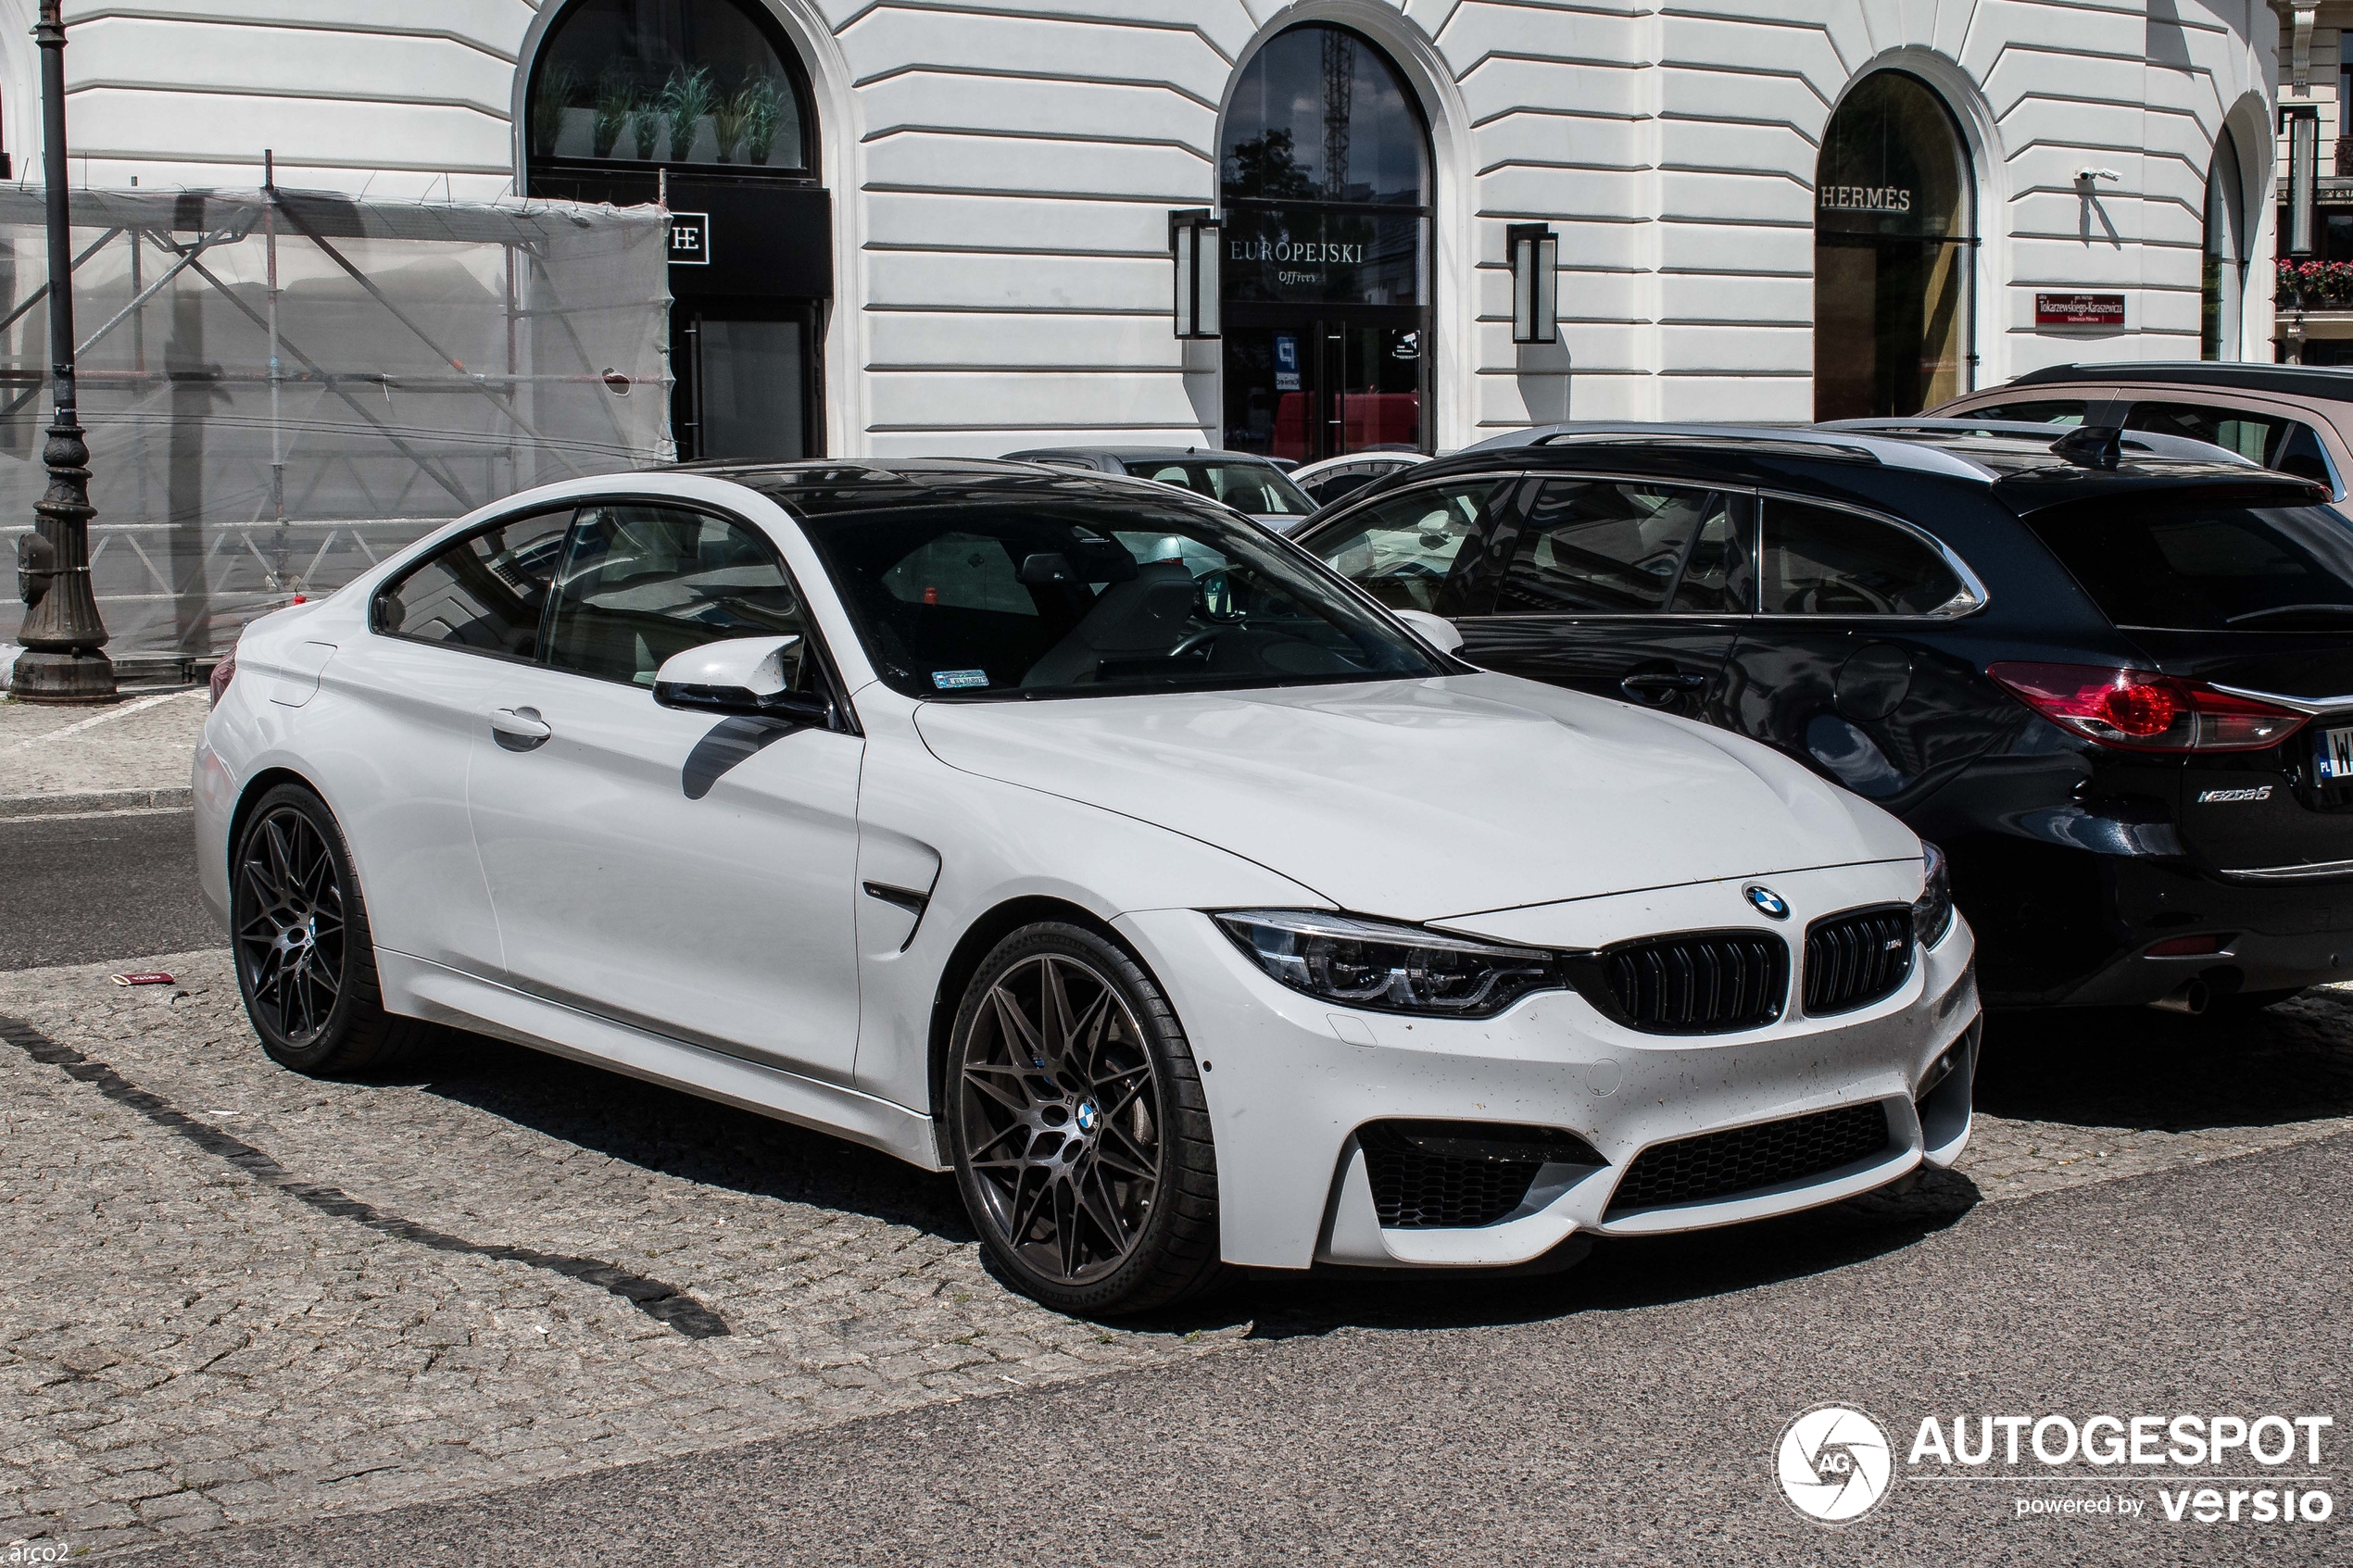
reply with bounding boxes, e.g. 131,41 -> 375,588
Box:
1619,671 -> 1708,703
488,705 -> 551,751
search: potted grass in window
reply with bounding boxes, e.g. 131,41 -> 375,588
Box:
738,77 -> 785,167
630,93 -> 661,160
530,63 -> 578,159
661,67 -> 715,162
711,84 -> 752,163
592,69 -> 633,158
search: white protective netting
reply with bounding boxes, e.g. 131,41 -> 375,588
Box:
0,188 -> 672,662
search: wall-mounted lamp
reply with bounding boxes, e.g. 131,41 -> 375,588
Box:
1507,223 -> 1559,345
2284,104 -> 2320,258
1170,208 -> 1221,339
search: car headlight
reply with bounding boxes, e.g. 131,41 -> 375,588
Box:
1214,909 -> 1563,1018
1912,841 -> 1954,949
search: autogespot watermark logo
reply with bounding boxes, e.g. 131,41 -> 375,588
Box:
1777,1403 -> 1896,1524
1775,1405 -> 2339,1530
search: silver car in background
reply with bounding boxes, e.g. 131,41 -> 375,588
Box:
1003,445 -> 1318,532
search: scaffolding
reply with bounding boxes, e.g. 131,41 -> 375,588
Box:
0,186 -> 672,664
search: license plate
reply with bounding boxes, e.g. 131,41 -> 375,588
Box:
2319,725 -> 2353,782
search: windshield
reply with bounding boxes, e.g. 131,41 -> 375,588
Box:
2025,498 -> 2353,631
795,491 -> 1444,698
1122,458 -> 1316,517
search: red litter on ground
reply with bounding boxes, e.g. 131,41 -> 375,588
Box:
111,972 -> 174,987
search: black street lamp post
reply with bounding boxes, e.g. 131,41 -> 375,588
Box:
10,0 -> 114,703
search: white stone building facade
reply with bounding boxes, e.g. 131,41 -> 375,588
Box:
0,0 -> 2288,460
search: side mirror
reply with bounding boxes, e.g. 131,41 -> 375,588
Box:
1392,608 -> 1464,655
652,635 -> 830,724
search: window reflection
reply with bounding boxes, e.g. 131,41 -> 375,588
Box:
1222,26 -> 1428,207
530,0 -> 810,173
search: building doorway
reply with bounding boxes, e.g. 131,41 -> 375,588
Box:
524,0 -> 830,460
1220,24 -> 1432,463
1813,71 -> 1974,420
673,298 -> 821,461
2203,127 -> 2247,361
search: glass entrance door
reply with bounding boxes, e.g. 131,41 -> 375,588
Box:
1811,71 -> 1974,420
1224,313 -> 1425,463
673,300 -> 820,461
1218,23 -> 1435,463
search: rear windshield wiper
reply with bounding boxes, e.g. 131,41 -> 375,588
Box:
2223,603 -> 2353,626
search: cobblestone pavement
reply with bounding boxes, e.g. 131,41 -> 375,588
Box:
3,950 -> 2350,1558
1,691 -> 208,814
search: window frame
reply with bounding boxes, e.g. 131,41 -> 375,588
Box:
1306,469 -> 1994,624
369,493 -> 861,733
1749,489 -> 1989,622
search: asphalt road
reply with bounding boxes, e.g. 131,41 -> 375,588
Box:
0,809 -> 222,972
137,1130 -> 2351,1568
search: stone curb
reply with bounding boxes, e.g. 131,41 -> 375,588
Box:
0,785 -> 195,819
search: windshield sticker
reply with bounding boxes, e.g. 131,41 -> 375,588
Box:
932,669 -> 990,690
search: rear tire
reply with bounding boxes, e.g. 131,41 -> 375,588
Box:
946,922 -> 1221,1316
229,784 -> 439,1075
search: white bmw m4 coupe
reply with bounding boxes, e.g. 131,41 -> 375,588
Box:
195,458 -> 1980,1314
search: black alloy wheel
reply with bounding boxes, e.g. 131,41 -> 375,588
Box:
230,784 -> 437,1075
948,922 -> 1220,1315
235,803 -> 346,1047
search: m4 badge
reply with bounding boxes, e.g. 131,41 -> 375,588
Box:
2196,785 -> 2273,804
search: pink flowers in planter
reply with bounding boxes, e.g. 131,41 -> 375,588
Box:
2278,258 -> 2353,309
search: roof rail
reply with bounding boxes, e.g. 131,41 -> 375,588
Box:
1463,420 -> 1995,480
1821,417 -> 2259,467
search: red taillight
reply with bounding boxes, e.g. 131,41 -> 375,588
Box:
208,652 -> 236,709
1986,662 -> 2308,754
2146,934 -> 2233,957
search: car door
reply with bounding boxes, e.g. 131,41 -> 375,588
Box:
464,498 -> 865,1083
1449,475 -> 1751,720
1719,493 -> 1997,808
344,507 -> 573,974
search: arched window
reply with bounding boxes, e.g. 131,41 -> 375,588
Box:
2204,128 -> 2246,361
1218,24 -> 1433,462
1813,71 -> 1974,420
527,0 -> 814,178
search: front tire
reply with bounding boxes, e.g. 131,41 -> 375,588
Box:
230,784 -> 437,1075
947,922 -> 1220,1315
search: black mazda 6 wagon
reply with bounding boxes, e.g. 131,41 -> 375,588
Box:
1293,421 -> 2353,1012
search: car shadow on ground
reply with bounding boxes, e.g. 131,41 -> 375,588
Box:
381,989 -> 2353,1345
391,1031 -> 979,1245
1974,990 -> 2353,1134
1147,1169 -> 1985,1342
367,995 -> 2350,1347
389,1024 -> 1985,1341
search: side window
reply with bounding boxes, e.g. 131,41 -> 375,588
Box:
1310,482 -> 1499,612
2122,402 -> 2305,468
1758,498 -> 1964,617
1960,399 -> 2092,427
2276,422 -> 2339,490
544,505 -> 812,687
374,510 -> 572,659
1495,481 -> 1736,615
